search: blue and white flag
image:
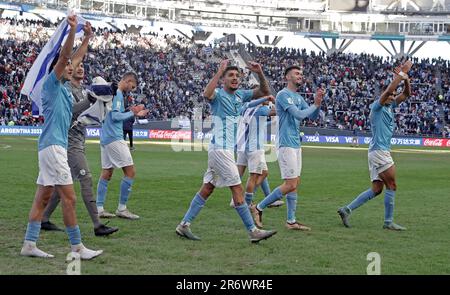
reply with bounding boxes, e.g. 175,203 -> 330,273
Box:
236,104 -> 260,152
203,46 -> 213,55
21,15 -> 87,115
76,79 -> 115,127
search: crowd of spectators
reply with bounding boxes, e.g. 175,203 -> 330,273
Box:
1,17 -> 449,137
248,45 -> 450,137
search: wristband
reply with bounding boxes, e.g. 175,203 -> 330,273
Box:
398,71 -> 408,80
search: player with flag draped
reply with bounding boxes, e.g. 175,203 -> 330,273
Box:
21,15 -> 103,259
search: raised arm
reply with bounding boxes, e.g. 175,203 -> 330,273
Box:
54,15 -> 77,80
380,60 -> 412,106
393,64 -> 412,105
246,62 -> 270,99
71,22 -> 93,70
203,59 -> 229,100
247,95 -> 274,108
287,104 -> 318,121
287,88 -> 323,121
111,104 -> 148,122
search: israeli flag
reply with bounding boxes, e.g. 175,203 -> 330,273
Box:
21,15 -> 87,116
76,82 -> 115,127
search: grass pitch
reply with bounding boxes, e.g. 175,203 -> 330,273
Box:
0,136 -> 449,275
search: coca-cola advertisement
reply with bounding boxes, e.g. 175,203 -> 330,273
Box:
148,129 -> 192,140
423,138 -> 449,147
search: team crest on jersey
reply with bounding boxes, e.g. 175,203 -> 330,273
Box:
82,89 -> 87,98
287,97 -> 294,104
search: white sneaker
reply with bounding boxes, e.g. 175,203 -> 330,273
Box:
116,209 -> 140,220
20,241 -> 54,258
70,243 -> 103,260
248,228 -> 277,243
267,200 -> 284,208
98,210 -> 116,218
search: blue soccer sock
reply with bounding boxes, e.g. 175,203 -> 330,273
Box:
119,176 -> 134,207
181,193 -> 206,225
253,186 -> 259,195
260,178 -> 271,197
244,192 -> 254,206
384,189 -> 395,224
346,188 -> 376,212
66,225 -> 82,246
24,221 -> 41,242
96,178 -> 109,208
235,203 -> 257,232
286,192 -> 298,223
257,187 -> 283,211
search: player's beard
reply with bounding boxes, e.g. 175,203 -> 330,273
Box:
228,80 -> 239,92
72,72 -> 83,81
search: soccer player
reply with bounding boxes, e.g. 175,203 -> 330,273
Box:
337,60 -> 413,230
175,60 -> 277,243
21,15 -> 102,259
233,95 -> 282,208
123,98 -> 135,151
41,22 -> 119,237
251,65 -> 324,231
96,72 -> 149,220
351,127 -> 359,147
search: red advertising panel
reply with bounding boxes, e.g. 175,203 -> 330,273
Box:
423,138 -> 450,147
148,130 -> 191,140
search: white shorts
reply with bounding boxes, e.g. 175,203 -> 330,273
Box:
36,145 -> 73,186
101,140 -> 134,169
203,149 -> 241,188
236,150 -> 268,174
277,147 -> 302,180
368,150 -> 395,182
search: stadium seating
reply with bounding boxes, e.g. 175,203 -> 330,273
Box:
1,17 -> 449,137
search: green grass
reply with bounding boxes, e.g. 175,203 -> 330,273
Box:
0,136 -> 449,275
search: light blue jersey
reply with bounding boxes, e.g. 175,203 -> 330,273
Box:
100,90 -> 134,146
369,99 -> 397,152
236,104 -> 270,152
38,71 -> 73,151
276,88 -> 319,149
209,88 -> 253,150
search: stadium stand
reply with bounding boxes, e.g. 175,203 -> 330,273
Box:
1,17 -> 449,137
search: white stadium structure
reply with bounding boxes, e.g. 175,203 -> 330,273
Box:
1,0 -> 450,59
